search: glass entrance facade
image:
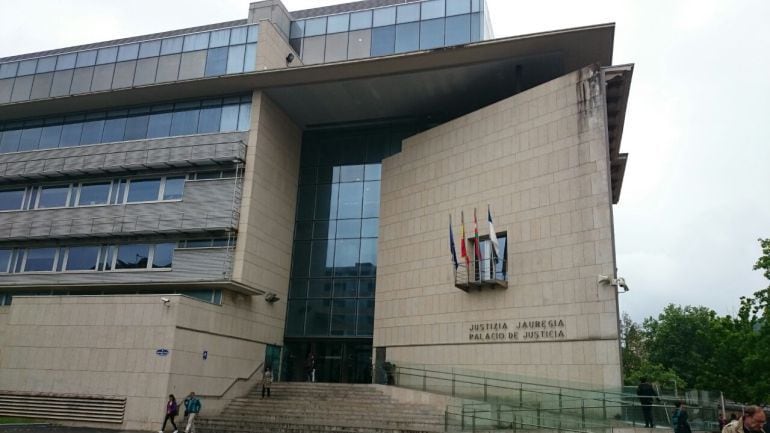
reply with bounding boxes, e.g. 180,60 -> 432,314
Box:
283,123 -> 426,382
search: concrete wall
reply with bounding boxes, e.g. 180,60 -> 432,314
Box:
255,19 -> 302,71
0,293 -> 269,430
374,65 -> 622,389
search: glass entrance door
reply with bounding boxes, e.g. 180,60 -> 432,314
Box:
281,340 -> 372,383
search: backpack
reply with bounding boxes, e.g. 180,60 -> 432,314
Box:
672,409 -> 680,428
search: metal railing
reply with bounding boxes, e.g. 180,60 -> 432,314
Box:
454,258 -> 507,289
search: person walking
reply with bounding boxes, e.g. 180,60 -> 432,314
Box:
636,377 -> 659,428
183,391 -> 202,433
159,394 -> 179,433
722,406 -> 767,433
261,366 -> 273,398
672,401 -> 692,433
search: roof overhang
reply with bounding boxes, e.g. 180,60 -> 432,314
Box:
0,23 -> 616,124
2,280 -> 265,296
602,63 -> 634,204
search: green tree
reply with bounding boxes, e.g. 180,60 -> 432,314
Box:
620,312 -> 645,378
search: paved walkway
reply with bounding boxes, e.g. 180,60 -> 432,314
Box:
0,426 -> 146,433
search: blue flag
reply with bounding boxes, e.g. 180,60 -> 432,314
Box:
449,215 -> 458,269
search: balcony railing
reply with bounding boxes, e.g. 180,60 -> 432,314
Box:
454,258 -> 507,291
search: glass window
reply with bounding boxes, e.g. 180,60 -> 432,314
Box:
285,300 -> 307,335
308,279 -> 333,298
420,18 -> 445,50
24,248 -> 57,272
422,0 -> 446,20
445,14 -> 471,46
204,47 -> 229,77
348,30 -> 372,59
359,238 -> 377,276
96,47 -> 118,65
334,239 -> 360,276
325,33 -> 348,63
305,17 -> 327,37
397,3 -> 420,23
247,25 -> 259,43
472,0 -> 481,12
357,299 -> 375,335
373,7 -> 396,27
331,299 -> 357,335
117,43 -> 139,61
0,189 -> 25,211
76,50 -> 98,68
65,246 -> 100,271
170,105 -> 200,135
371,26 -> 396,56
78,182 -> 111,206
38,124 -> 62,149
123,114 -> 149,140
146,110 -> 173,138
361,218 -> 379,238
471,12 -> 481,42
315,184 -> 339,220
337,182 -> 363,219
290,21 -> 305,38
302,36 -> 326,65
36,56 -> 56,73
226,44 -> 246,74
292,241 -> 311,277
364,164 -> 381,180
114,244 -> 150,269
327,14 -> 349,34
101,116 -> 127,142
237,102 -> 251,131
358,278 -> 375,298
198,104 -> 222,133
305,299 -> 331,336
126,178 -> 161,202
289,279 -> 308,298
290,38 -> 302,55
336,219 -> 361,239
183,32 -> 210,52
152,243 -> 175,268
59,122 -> 84,147
0,249 -> 11,272
37,185 -> 70,208
80,118 -> 104,145
243,43 -> 257,72
310,240 -> 333,277
0,62 -> 18,79
0,129 -> 21,153
350,11 -> 372,30
340,165 -> 364,182
56,53 -> 77,70
447,0 -> 471,15
17,59 -> 37,76
161,37 -> 184,55
18,126 -> 42,151
314,221 -> 335,240
230,27 -> 247,45
295,221 -> 313,241
209,29 -> 230,48
362,181 -> 380,218
220,103 -> 239,131
333,279 -> 358,297
395,22 -> 420,53
139,40 -> 161,58
163,176 -> 185,200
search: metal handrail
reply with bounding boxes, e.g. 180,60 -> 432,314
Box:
454,258 -> 507,285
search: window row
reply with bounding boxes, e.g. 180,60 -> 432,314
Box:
296,181 -> 381,221
291,238 -> 378,278
300,135 -> 402,167
285,298 -> 375,337
289,277 -> 375,299
0,176 -> 186,212
299,164 -> 381,185
0,96 -> 251,154
0,243 -> 175,274
177,238 -> 235,249
0,288 -> 222,306
0,25 -> 258,79
290,0 -> 482,37
292,14 -> 482,65
295,218 -> 379,241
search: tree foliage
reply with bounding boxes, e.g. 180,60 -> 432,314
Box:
622,238 -> 770,404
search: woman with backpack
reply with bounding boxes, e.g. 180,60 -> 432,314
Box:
159,394 -> 179,433
672,401 -> 692,433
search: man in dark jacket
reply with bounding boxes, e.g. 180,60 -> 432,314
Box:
636,377 -> 659,428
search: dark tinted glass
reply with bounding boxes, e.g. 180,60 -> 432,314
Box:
296,186 -> 316,221
152,243 -> 175,268
285,300 -> 307,335
0,129 -> 21,153
333,279 -> 357,297
115,244 -> 150,269
305,299 -> 331,336
0,249 -> 11,272
334,239 -> 360,276
39,125 -> 62,149
295,221 -> 313,240
37,185 -> 69,208
197,105 -> 222,133
357,299 -> 375,335
331,299 -> 357,336
358,278 -> 375,298
18,127 -> 42,151
60,122 -> 84,147
204,47 -> 228,76
80,119 -> 105,144
123,115 -> 149,140
78,182 -> 111,206
289,279 -> 308,298
291,241 -> 311,277
0,189 -> 25,211
170,108 -> 200,135
126,178 -> 161,202
371,26 -> 396,56
359,238 -> 377,276
102,117 -> 127,142
308,279 -> 332,298
310,240 -> 333,277
146,111 -> 173,138
315,184 -> 339,220
66,246 -> 99,271
24,248 -> 57,272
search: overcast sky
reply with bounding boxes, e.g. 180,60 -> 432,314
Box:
1,0 -> 768,323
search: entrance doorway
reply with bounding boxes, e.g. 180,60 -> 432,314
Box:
282,340 -> 372,383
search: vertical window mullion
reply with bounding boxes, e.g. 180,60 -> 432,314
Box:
74,183 -> 82,207
62,248 -> 69,271
158,176 -> 166,201
147,244 -> 156,269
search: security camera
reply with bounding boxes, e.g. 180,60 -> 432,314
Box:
285,53 -> 294,64
616,278 -> 629,292
161,297 -> 170,304
264,293 -> 280,303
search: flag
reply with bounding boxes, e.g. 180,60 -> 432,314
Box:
487,205 -> 500,259
501,236 -> 508,278
460,211 -> 469,266
473,208 -> 482,263
449,214 -> 458,270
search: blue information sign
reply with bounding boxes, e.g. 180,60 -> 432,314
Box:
202,350 -> 208,360
156,348 -> 169,356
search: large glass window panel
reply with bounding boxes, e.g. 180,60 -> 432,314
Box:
422,0 -> 446,20
316,166 -> 340,184
290,38 -> 302,56
333,279 -> 358,298
361,218 -> 379,238
371,26 -> 396,56
183,32 -> 209,52
178,51 -> 206,80
163,176 -> 185,200
324,33 -> 348,63
331,299 -> 357,336
198,104 -> 222,133
471,12 -> 481,42
348,29 -> 371,59
305,299 -> 331,336
18,126 -> 42,151
37,185 -> 70,208
364,164 -> 381,180
237,102 -> 252,131
373,6 -> 396,27
336,219 -> 361,239
170,106 -> 200,135
313,220 -> 335,240
78,182 -> 111,206
0,62 -> 18,79
302,36 -> 326,65
359,238 -> 377,276
56,53 -> 77,70
0,129 -> 21,153
96,47 -> 118,65
24,248 -> 57,272
290,21 -> 305,38
358,278 -> 375,298
314,184 -> 339,220
30,72 -> 54,99
126,178 -> 161,202
117,43 -> 139,61
75,50 -> 98,67
295,221 -> 313,240
397,3 -> 420,23
310,240 -> 334,277
327,14 -> 350,33
90,64 -> 115,91
123,115 -> 149,140
362,181 -> 380,218
0,249 -> 11,272
39,124 -> 62,149
114,244 -> 150,269
472,0 -> 481,12
209,29 -> 230,47
147,109 -> 173,138
289,279 -> 308,298
350,11 -> 372,30
0,189 -> 25,211
292,241 -> 311,277
420,18 -> 445,50
220,103 -> 239,132
230,27 -> 247,45
161,37 -> 183,55
243,44 -> 257,72
133,57 -> 158,86
247,25 -> 259,43
226,44 -> 245,74
80,118 -> 104,145
17,60 -> 37,76
445,14 -> 471,46
357,299 -> 375,335
155,54 -> 181,82
36,57 -> 56,73
70,66 -> 95,94
65,246 -> 99,271
337,182 -> 363,219
334,239 -> 360,276
152,243 -> 175,268
285,300 -> 307,336
113,62 -> 137,89
102,116 -> 127,143
308,279 -> 333,298
395,22 -> 420,53
204,47 -> 228,76
340,165 -> 364,182
447,0 -> 471,15
305,17 -> 327,37
138,40 -> 161,58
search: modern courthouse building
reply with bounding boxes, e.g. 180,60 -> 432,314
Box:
0,0 -> 633,429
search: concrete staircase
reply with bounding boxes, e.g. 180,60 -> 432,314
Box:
197,382 -> 446,433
